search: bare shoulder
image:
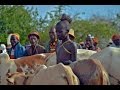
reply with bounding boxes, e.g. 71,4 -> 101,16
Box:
64,41 -> 77,50
67,41 -> 76,47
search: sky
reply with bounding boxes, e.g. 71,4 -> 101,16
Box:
25,5 -> 120,19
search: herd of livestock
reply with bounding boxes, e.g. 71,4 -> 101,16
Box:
0,44 -> 120,85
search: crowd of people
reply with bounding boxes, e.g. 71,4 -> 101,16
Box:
0,14 -> 120,65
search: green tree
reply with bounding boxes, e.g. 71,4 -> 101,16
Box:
0,5 -> 39,45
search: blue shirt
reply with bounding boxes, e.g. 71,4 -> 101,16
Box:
8,42 -> 25,59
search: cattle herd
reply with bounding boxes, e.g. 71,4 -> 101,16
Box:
0,46 -> 120,85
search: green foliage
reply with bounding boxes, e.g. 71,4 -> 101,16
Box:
0,5 -> 38,45
0,5 -> 119,49
71,19 -> 118,48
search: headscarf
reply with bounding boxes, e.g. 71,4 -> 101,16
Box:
12,33 -> 20,41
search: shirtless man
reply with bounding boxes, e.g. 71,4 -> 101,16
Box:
55,14 -> 77,65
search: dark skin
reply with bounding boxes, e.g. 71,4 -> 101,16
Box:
56,24 -> 77,65
69,34 -> 82,49
69,35 -> 74,41
49,27 -> 57,43
112,38 -> 120,47
85,37 -> 95,50
26,35 -> 46,56
29,35 -> 38,48
10,35 -> 19,49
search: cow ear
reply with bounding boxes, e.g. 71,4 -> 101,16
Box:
6,78 -> 15,85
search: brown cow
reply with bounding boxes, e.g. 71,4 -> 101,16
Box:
70,59 -> 110,85
12,53 -> 54,72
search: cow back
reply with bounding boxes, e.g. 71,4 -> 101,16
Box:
77,49 -> 97,60
90,47 -> 120,85
14,53 -> 51,72
70,59 -> 110,85
30,63 -> 79,85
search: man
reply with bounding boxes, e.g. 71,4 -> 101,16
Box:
110,34 -> 120,48
45,26 -> 61,53
84,34 -> 101,52
55,14 -> 77,65
79,42 -> 86,49
25,31 -> 46,56
68,29 -> 82,49
84,34 -> 95,50
8,33 -> 25,59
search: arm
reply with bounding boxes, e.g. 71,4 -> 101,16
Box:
61,60 -> 73,65
62,42 -> 77,65
70,42 -> 77,62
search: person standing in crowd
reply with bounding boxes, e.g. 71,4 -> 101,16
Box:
84,34 -> 95,50
79,42 -> 86,49
109,34 -> 120,48
24,31 -> 46,56
8,33 -> 25,59
45,26 -> 61,53
55,14 -> 77,65
92,37 -> 101,52
68,29 -> 82,49
84,34 -> 101,52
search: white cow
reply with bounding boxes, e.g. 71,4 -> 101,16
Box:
0,53 -> 17,85
90,47 -> 120,85
45,49 -> 97,67
0,44 -> 7,54
77,49 -> 97,60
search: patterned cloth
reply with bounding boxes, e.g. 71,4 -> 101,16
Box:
45,40 -> 61,53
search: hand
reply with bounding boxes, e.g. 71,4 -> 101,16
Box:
62,60 -> 73,65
